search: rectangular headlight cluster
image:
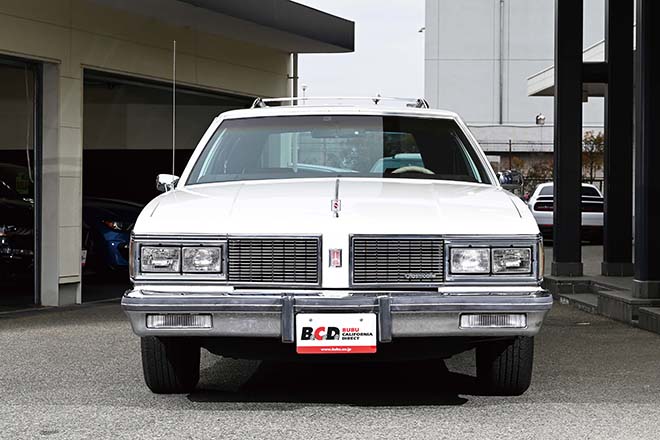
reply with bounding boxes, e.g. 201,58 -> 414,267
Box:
450,247 -> 532,275
140,245 -> 223,274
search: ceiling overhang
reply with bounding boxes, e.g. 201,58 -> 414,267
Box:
92,0 -> 354,54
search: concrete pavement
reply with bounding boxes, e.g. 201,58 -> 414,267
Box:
1,301 -> 660,439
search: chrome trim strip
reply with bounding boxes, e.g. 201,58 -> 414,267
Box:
378,296 -> 392,342
252,96 -> 431,109
121,288 -> 552,338
281,295 -> 295,343
122,289 -> 553,311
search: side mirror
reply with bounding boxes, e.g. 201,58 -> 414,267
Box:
498,170 -> 524,192
156,174 -> 179,192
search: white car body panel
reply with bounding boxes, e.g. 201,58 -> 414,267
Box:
531,210 -> 603,227
136,178 -> 534,236
527,182 -> 603,228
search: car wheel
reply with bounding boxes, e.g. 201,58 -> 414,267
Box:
141,336 -> 200,394
476,336 -> 534,396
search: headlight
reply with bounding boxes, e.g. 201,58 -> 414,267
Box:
182,247 -> 222,273
450,248 -> 490,274
492,248 -> 532,274
140,246 -> 180,272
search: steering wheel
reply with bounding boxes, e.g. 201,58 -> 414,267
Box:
391,165 -> 435,175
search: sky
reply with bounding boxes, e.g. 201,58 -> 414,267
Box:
293,0 -> 425,99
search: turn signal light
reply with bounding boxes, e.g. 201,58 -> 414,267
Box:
460,313 -> 527,329
146,314 -> 212,329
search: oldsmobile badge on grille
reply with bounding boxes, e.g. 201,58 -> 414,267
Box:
331,178 -> 341,218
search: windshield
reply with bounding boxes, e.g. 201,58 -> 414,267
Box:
186,115 -> 490,185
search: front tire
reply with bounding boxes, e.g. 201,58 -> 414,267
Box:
141,337 -> 200,394
476,336 -> 534,396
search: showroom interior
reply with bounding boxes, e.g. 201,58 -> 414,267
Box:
0,0 -> 354,311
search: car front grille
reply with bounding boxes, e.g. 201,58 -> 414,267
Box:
351,237 -> 444,285
227,237 -> 320,285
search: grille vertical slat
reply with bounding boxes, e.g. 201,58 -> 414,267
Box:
228,237 -> 320,285
352,237 -> 444,285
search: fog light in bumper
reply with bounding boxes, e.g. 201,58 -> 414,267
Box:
146,314 -> 212,329
460,313 -> 527,329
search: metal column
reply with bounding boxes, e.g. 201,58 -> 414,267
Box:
602,0 -> 634,276
634,0 -> 660,298
552,0 -> 584,277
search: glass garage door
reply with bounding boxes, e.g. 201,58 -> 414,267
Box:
0,57 -> 39,311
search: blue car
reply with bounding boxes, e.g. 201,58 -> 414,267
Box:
82,198 -> 142,273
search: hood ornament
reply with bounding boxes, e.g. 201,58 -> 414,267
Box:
331,178 -> 341,218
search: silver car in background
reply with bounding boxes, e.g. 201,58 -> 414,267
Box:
527,182 -> 604,242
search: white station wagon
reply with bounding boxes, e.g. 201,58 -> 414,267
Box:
122,97 -> 552,396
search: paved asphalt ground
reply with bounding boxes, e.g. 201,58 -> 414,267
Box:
1,301 -> 660,439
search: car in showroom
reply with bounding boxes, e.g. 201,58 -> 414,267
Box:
121,97 -> 552,396
82,197 -> 142,275
0,163 -> 34,279
1,163 -> 141,277
527,182 -> 604,243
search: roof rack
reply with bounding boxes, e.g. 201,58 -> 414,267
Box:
251,96 -> 430,109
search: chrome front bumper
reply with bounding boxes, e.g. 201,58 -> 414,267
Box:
121,287 -> 553,340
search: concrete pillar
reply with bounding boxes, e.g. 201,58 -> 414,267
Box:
602,0 -> 634,277
40,62 -> 83,307
634,0 -> 660,298
40,63 -> 61,306
552,0 -> 584,277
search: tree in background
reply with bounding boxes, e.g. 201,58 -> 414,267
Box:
523,158 -> 553,196
582,131 -> 604,184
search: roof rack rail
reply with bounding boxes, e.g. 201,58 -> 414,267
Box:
251,96 -> 430,109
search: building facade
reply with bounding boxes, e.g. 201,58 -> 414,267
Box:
0,0 -> 353,309
424,0 -> 606,183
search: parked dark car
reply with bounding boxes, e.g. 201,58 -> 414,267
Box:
82,197 -> 142,273
0,163 -> 34,279
1,163 -> 143,276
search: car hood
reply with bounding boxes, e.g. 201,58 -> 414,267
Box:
135,178 -> 538,236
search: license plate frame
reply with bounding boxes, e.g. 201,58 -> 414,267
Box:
295,313 -> 377,354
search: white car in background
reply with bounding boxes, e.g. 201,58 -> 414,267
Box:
121,97 -> 552,397
527,182 -> 604,242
